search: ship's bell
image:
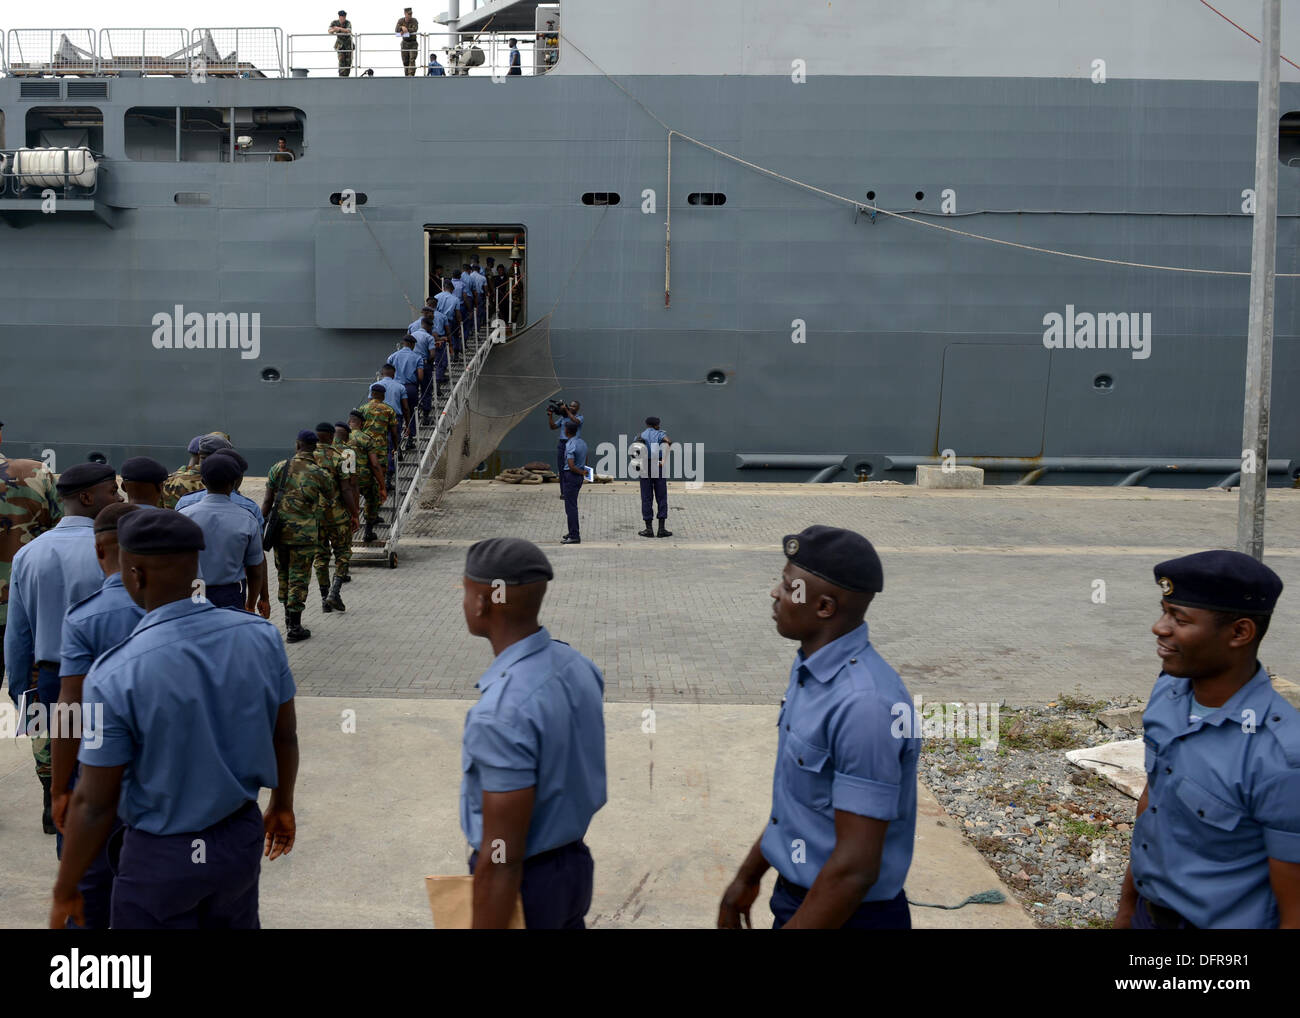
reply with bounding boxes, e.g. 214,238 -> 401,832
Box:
509,245 -> 521,260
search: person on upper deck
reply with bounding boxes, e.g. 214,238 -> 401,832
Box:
329,10 -> 354,77
396,8 -> 420,77
427,52 -> 445,76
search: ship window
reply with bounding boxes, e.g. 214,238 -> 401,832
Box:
1281,112 -> 1300,167
581,192 -> 620,206
687,192 -> 726,206
174,192 -> 211,205
25,107 -> 103,151
329,191 -> 368,206
126,106 -> 305,162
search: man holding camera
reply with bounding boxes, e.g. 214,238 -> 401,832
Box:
548,400 -> 583,497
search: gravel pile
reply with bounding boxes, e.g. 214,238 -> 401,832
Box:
920,696 -> 1145,929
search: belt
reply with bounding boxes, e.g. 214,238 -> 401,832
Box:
470,839 -> 584,869
775,875 -> 810,898
1143,897 -> 1196,930
36,660 -> 58,670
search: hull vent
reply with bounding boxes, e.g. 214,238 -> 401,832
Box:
67,81 -> 109,99
19,81 -> 62,99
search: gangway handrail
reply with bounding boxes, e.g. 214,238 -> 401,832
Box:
390,318 -> 497,545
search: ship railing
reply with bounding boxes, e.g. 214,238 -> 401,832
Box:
282,31 -> 550,78
188,28 -> 285,78
4,29 -> 97,76
0,148 -> 102,198
97,29 -> 191,76
286,32 -> 429,77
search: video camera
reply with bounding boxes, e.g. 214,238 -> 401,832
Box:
546,398 -> 568,415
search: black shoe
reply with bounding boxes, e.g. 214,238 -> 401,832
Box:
342,574 -> 352,583
286,611 -> 312,643
41,775 -> 55,835
364,526 -> 378,543
657,521 -> 673,538
639,521 -> 654,537
561,535 -> 581,545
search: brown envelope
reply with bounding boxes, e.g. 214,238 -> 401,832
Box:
425,875 -> 525,929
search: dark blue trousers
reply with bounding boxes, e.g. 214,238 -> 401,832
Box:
1131,893 -> 1196,929
770,878 -> 911,929
639,476 -> 668,520
205,582 -> 243,609
419,364 -> 435,413
110,800 -> 263,929
433,342 -> 449,384
560,472 -> 583,539
556,438 -> 567,476
469,840 -> 593,929
403,382 -> 419,438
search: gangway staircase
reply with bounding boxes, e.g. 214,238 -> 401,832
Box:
349,315 -> 495,568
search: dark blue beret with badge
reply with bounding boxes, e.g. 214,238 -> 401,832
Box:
465,537 -> 554,586
199,453 -> 243,487
1154,549 -> 1283,615
782,524 -> 883,593
117,508 -> 206,555
120,456 -> 169,485
56,462 -> 116,496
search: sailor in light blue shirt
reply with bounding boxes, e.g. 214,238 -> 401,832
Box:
459,537 -> 606,928
174,487 -> 265,531
52,508 -> 298,930
560,422 -> 588,545
5,464 -> 120,712
721,526 -> 917,930
1120,550 -> 1300,929
373,366 -> 407,418
53,501 -> 147,928
388,338 -> 423,386
178,455 -> 264,610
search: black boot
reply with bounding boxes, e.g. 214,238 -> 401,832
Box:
657,519 -> 673,538
286,610 -> 312,643
320,586 -> 333,613
326,576 -> 347,613
364,524 -> 378,543
639,519 -> 654,537
40,775 -> 55,835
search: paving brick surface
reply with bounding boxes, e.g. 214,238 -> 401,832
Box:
271,479 -> 1300,706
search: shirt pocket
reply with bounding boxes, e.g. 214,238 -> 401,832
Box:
782,729 -> 832,813
1170,776 -> 1247,861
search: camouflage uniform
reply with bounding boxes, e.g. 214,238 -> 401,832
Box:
266,452 -> 328,613
0,454 -> 62,782
348,430 -> 384,526
363,397 -> 400,479
395,16 -> 420,76
160,463 -> 204,510
313,443 -> 354,586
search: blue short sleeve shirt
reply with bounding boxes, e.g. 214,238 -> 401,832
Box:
1131,666 -> 1300,928
760,622 -> 919,901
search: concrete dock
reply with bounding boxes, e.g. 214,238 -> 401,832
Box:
3,480 -> 1296,928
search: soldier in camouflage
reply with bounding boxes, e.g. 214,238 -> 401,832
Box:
161,433 -> 232,509
261,431 -> 329,642
312,422 -> 359,613
363,382 -> 401,488
0,420 -> 62,693
346,410 -> 388,544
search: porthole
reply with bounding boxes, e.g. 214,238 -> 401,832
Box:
1093,373 -> 1114,392
865,190 -> 876,201
329,191 -> 368,206
581,192 -> 620,206
915,191 -> 925,201
854,461 -> 874,478
174,192 -> 210,205
687,192 -> 726,206
705,369 -> 727,384
261,367 -> 282,383
87,451 -> 108,465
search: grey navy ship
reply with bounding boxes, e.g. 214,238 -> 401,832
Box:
1,0 -> 1298,487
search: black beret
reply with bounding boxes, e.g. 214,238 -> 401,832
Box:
297,429 -> 319,445
1154,550 -> 1283,615
782,525 -> 883,594
465,538 -> 554,586
348,409 -> 366,421
197,435 -> 233,456
120,456 -> 169,484
335,421 -> 351,433
200,454 -> 242,487
117,508 -> 206,555
370,382 -> 386,393
56,462 -> 116,496
208,449 -> 248,474
316,421 -> 335,433
94,501 -> 143,534
187,435 -> 206,454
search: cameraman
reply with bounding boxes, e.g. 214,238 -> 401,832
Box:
547,400 -> 583,487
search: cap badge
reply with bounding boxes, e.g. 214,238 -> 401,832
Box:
784,538 -> 799,557
1158,576 -> 1173,596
